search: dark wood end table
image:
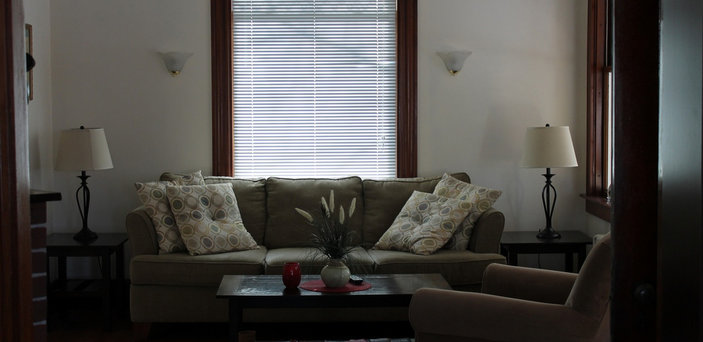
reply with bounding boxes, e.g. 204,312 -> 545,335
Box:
46,233 -> 128,331
500,230 -> 593,272
216,273 -> 451,341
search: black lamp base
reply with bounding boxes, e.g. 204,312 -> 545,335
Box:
536,228 -> 561,240
73,228 -> 98,243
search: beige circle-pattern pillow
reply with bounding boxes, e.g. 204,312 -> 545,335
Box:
433,173 -> 502,250
374,191 -> 470,255
134,171 -> 206,253
166,183 -> 259,256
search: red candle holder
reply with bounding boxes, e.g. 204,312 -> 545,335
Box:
282,262 -> 301,289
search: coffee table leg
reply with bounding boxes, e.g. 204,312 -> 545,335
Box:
229,300 -> 242,342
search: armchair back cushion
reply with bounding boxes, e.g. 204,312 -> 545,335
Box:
565,233 -> 612,320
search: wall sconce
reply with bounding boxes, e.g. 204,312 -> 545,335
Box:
159,52 -> 193,76
437,50 -> 472,76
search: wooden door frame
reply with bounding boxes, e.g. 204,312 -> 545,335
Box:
611,0 -> 660,340
0,0 -> 33,341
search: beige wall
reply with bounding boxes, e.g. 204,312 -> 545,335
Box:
37,0 -> 606,271
50,0 -> 212,235
418,0 -> 599,234
26,0 -> 53,190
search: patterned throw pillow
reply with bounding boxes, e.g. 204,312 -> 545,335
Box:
374,191 -> 471,255
134,171 -> 206,253
433,173 -> 502,250
165,183 -> 259,256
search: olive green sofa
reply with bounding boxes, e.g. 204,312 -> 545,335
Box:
126,172 -> 506,324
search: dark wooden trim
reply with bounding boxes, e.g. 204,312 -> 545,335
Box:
0,0 -> 33,341
583,195 -> 611,222
211,0 -> 234,177
396,0 -> 418,178
585,0 -> 610,220
212,0 -> 418,178
611,0 -> 660,340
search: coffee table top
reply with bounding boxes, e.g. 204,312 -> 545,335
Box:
217,274 -> 450,299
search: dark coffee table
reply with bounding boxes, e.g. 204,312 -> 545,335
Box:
216,273 -> 451,341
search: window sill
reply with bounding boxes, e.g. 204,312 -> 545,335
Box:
580,194 -> 612,222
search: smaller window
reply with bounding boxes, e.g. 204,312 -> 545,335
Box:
584,0 -> 612,221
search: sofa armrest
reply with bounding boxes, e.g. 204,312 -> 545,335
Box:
482,263 -> 577,304
468,208 -> 505,253
126,207 -> 158,256
409,288 -> 598,342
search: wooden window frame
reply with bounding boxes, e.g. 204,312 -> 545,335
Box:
210,0 -> 417,178
584,0 -> 612,222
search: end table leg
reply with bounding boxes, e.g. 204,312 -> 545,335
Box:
229,300 -> 243,342
508,250 -> 518,266
577,246 -> 587,272
565,252 -> 574,272
116,245 -> 125,313
102,254 -> 112,331
58,256 -> 67,285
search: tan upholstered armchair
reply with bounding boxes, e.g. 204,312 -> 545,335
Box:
409,233 -> 611,342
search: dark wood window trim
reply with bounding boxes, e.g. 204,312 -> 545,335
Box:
210,0 -> 417,177
395,0 -> 417,178
584,0 -> 611,222
211,0 -> 233,177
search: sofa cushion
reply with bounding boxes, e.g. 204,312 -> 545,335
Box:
367,249 -> 505,287
374,191 -> 469,255
130,247 -> 267,286
362,172 -> 470,245
265,177 -> 364,248
432,173 -> 502,250
265,247 -> 375,275
203,176 -> 267,245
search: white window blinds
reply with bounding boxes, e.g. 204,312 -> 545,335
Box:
232,0 -> 397,178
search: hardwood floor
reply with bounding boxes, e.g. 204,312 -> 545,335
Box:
45,300 -> 413,342
47,304 -> 228,342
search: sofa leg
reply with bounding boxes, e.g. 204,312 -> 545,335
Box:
132,322 -> 151,341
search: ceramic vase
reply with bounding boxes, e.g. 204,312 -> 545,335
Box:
320,258 -> 350,288
282,262 -> 301,289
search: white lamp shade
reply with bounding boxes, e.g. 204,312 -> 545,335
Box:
56,128 -> 114,171
520,126 -> 578,168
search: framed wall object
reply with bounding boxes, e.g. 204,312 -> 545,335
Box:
25,23 -> 33,101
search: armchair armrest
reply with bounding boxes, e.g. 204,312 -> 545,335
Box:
126,206 -> 158,256
482,263 -> 577,304
469,208 -> 505,253
409,288 -> 599,342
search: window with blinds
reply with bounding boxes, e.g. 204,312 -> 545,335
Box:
232,0 -> 397,178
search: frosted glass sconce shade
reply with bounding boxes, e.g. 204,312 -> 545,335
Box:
159,52 -> 193,76
437,50 -> 472,75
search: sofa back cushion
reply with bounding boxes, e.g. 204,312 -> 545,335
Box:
361,172 -> 470,245
265,176 -> 364,248
201,177 -> 268,245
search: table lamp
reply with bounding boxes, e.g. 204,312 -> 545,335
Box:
520,124 -> 578,239
56,126 -> 113,243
